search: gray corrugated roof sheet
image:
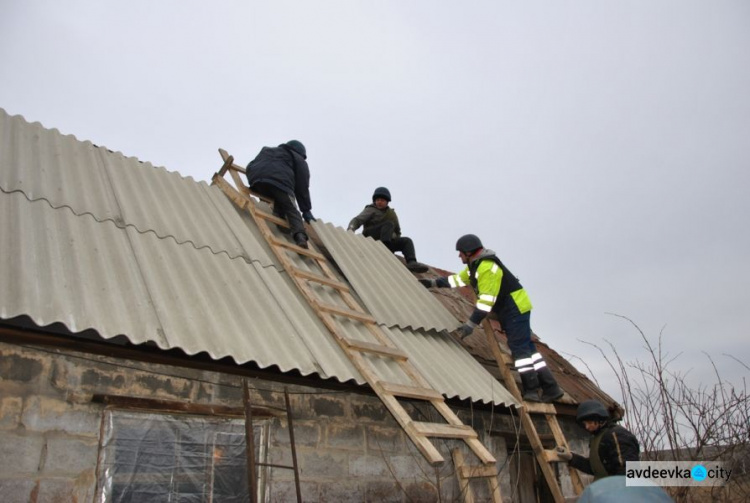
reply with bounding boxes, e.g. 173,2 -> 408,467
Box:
313,221 -> 461,332
0,108 -> 518,407
0,110 -> 274,266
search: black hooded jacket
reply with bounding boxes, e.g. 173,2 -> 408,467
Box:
246,144 -> 312,213
570,423 -> 640,479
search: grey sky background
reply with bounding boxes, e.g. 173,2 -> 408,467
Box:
2,1 -> 748,400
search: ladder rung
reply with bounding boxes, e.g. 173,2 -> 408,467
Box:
256,462 -> 296,470
254,209 -> 290,227
316,302 -> 376,324
248,189 -> 272,203
291,268 -> 350,292
346,340 -> 408,360
379,381 -> 443,400
458,464 -> 498,478
543,448 -> 566,463
522,402 -> 557,415
270,238 -> 326,260
413,422 -> 477,439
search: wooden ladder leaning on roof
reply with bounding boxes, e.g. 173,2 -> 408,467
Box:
479,319 -> 584,502
212,149 -> 500,481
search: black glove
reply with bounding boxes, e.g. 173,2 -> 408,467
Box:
457,321 -> 478,339
302,211 -> 316,223
419,278 -> 436,288
555,446 -> 573,462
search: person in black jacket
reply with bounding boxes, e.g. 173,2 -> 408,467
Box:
246,140 -> 315,248
557,400 -> 640,480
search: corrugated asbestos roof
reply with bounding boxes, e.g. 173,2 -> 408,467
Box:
0,109 -> 274,266
313,222 -> 460,332
0,108 -> 518,407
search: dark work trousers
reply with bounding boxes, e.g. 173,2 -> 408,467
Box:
368,221 -> 417,262
250,183 -> 306,238
495,299 -> 536,360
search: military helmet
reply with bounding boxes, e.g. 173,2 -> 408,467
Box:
576,400 -> 610,425
372,186 -> 391,202
455,234 -> 483,253
285,140 -> 306,159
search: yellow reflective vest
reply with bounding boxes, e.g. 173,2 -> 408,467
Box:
447,251 -> 532,316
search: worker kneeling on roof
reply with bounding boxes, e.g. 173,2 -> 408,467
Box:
347,186 -> 428,273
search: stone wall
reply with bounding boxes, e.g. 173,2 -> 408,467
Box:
0,340 -> 585,502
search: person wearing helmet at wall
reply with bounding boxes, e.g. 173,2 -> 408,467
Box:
347,187 -> 429,273
556,400 -> 640,480
418,234 -> 564,402
246,140 -> 315,249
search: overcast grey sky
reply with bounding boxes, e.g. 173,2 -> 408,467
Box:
2,1 -> 748,399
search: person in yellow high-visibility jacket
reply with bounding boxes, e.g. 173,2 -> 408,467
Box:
420,234 -> 564,403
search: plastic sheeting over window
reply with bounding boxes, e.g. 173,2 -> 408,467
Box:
96,410 -> 269,503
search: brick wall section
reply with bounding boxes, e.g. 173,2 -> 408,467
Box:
0,341 -> 587,502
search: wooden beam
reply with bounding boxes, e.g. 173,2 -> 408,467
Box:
314,302 -> 376,324
91,394 -> 276,418
378,381 -> 443,400
346,341 -> 408,360
413,422 -> 476,439
290,268 -> 350,292
254,209 -> 290,228
269,237 -> 326,260
523,402 -> 557,415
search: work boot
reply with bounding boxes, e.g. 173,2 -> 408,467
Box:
406,260 -> 429,273
519,371 -> 541,402
293,233 -> 309,249
537,367 -> 564,403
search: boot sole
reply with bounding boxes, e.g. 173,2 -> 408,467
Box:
540,391 -> 564,403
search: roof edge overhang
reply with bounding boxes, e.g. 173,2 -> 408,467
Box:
0,318 -> 517,414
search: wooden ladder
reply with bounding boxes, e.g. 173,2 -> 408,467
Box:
212,150 -> 498,469
480,320 -> 584,502
243,383 -> 301,503
452,448 -> 502,503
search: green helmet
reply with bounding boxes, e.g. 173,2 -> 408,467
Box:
576,400 -> 610,425
455,234 -> 483,253
372,186 -> 391,202
285,140 -> 306,159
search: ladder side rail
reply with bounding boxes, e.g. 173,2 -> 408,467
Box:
481,320 -> 571,503
547,414 -> 585,494
432,400 -> 496,465
243,380 -> 259,503
452,448 -> 502,503
284,388 -> 303,503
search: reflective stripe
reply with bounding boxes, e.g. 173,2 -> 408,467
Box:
531,354 -> 546,369
515,357 -> 534,367
518,366 -> 535,373
491,264 -> 499,273
476,302 -> 492,312
449,275 -> 466,288
479,294 -> 497,303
